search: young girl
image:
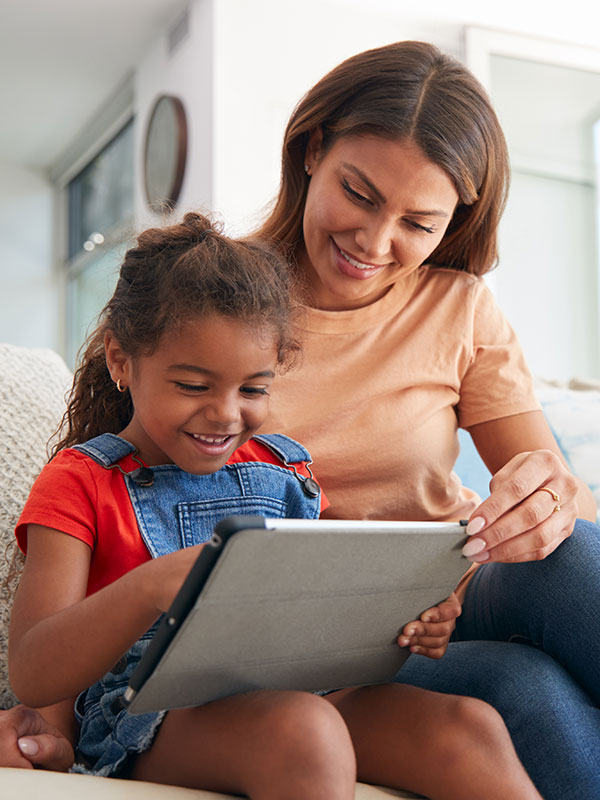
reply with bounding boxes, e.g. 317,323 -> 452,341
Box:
8,213 -> 542,800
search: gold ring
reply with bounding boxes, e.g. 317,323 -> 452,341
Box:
539,486 -> 561,513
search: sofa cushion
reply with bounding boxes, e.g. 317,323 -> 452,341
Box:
0,769 -> 419,798
454,379 -> 600,523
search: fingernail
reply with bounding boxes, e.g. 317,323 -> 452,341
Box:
422,615 -> 432,623
406,627 -> 416,635
398,636 -> 409,647
469,551 -> 490,563
462,538 -> 486,557
18,738 -> 39,756
466,517 -> 485,536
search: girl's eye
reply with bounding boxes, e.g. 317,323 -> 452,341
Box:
175,382 -> 209,393
406,219 -> 435,234
241,386 -> 269,397
341,179 -> 372,206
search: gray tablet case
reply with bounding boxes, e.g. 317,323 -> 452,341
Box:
125,516 -> 468,714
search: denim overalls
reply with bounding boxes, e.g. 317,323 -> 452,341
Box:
70,432 -> 321,777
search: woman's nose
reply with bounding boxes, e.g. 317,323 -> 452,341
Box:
354,216 -> 396,262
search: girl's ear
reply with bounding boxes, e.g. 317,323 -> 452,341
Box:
104,332 -> 132,387
304,127 -> 324,174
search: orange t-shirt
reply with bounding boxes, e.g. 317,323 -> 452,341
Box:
16,438 -> 327,596
264,268 -> 540,523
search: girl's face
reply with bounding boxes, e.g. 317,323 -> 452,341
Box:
107,315 -> 278,474
299,134 -> 459,310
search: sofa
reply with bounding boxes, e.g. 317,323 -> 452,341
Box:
2,342 -> 599,798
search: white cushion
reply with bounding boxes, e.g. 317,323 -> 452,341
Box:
0,769 -> 419,798
535,379 -> 600,523
0,343 -> 72,708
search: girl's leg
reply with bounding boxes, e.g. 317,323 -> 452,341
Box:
458,518 -> 600,703
130,690 -> 356,800
326,683 -> 541,800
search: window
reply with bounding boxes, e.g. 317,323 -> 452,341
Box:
65,118 -> 135,366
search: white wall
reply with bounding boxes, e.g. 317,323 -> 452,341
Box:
211,0 -> 461,234
134,0 -> 215,230
4,0 -> 600,375
0,162 -> 60,350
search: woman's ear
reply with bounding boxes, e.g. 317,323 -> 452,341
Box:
304,127 -> 324,175
104,332 -> 131,386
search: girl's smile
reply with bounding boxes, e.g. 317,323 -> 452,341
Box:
107,314 -> 278,474
299,134 -> 459,311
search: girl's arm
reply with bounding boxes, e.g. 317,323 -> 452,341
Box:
9,525 -> 202,708
465,409 -> 596,562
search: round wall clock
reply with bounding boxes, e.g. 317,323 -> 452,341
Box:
143,94 -> 188,213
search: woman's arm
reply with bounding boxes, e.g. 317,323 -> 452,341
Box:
9,525 -> 202,708
464,409 -> 596,562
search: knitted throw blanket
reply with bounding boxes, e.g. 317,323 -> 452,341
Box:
0,343 -> 72,708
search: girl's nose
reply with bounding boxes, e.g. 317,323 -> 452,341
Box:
354,216 -> 396,262
204,394 -> 240,425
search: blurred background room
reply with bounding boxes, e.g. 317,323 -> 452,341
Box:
1,0 -> 600,381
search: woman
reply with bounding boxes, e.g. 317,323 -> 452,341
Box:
254,40 -> 600,799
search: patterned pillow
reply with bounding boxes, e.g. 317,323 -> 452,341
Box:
535,380 -> 600,524
0,344 -> 71,708
455,380 -> 600,523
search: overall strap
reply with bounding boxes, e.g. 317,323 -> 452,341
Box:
72,433 -> 136,466
252,433 -> 312,465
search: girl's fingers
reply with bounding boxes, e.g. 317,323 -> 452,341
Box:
421,594 -> 461,623
398,622 -> 455,648
408,643 -> 449,659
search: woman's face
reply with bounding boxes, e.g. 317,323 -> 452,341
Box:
299,134 -> 459,310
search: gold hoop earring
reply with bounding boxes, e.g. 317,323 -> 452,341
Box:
116,379 -> 126,393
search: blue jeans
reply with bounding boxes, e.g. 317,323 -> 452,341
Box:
397,519 -> 600,800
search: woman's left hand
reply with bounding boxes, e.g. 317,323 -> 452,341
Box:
462,449 -> 579,564
397,592 -> 462,659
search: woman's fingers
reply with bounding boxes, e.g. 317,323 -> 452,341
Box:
0,706 -> 74,771
463,450 -> 579,563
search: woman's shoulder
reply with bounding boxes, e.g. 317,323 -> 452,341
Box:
415,267 -> 495,311
421,266 -> 482,290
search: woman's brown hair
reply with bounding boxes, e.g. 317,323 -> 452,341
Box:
256,40 -> 509,275
53,212 -> 300,454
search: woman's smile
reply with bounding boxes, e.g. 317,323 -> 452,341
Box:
332,239 -> 391,279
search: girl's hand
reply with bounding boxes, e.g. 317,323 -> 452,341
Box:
397,592 -> 461,659
140,544 -> 206,615
462,450 -> 578,564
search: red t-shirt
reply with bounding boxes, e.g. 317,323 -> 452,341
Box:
16,438 -> 327,596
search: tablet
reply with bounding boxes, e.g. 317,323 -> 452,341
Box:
124,516 -> 468,714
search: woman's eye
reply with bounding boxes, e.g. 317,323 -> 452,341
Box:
342,179 -> 372,206
175,382 -> 209,393
241,386 -> 269,397
406,219 -> 435,234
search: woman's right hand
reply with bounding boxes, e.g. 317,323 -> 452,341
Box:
0,705 -> 74,771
